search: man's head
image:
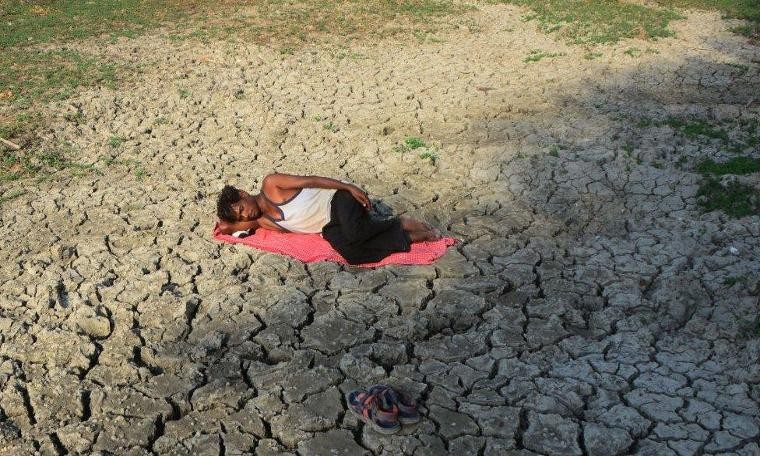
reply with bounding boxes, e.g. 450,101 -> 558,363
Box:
217,185 -> 261,223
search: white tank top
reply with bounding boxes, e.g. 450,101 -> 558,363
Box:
265,188 -> 337,233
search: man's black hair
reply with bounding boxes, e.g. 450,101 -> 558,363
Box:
217,185 -> 241,222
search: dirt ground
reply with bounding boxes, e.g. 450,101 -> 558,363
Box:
1,3 -> 759,455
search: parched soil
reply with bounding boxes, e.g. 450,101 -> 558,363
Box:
1,4 -> 759,455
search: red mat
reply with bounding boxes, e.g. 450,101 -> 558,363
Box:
213,225 -> 456,268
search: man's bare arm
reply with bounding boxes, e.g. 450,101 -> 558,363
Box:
264,173 -> 371,209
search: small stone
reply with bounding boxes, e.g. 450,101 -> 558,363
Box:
704,431 -> 742,452
723,413 -> 760,439
588,404 -> 651,438
449,435 -> 485,454
583,423 -> 633,456
297,430 -> 369,456
523,412 -> 581,455
428,405 -> 479,440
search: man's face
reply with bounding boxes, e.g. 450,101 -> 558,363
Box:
231,191 -> 261,221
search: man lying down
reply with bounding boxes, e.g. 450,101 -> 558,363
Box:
216,173 -> 442,265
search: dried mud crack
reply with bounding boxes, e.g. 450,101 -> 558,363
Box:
1,4 -> 760,456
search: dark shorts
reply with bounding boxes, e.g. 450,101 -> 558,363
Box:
322,190 -> 411,264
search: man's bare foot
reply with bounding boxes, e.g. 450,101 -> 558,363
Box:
400,215 -> 436,233
408,227 -> 442,242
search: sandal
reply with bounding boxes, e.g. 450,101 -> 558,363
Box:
346,389 -> 401,435
370,384 -> 421,425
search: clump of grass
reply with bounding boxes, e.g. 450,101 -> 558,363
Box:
726,63 -> 749,75
548,145 -> 560,156
697,178 -> 760,218
153,117 -> 169,125
394,136 -> 438,163
724,275 -> 747,286
730,24 -> 759,39
99,155 -> 118,166
335,49 -> 367,60
493,0 -> 681,44
395,136 -> 427,152
524,49 -> 564,63
414,30 -> 443,43
0,189 -> 25,206
178,88 -> 191,99
108,136 -> 125,148
583,51 -> 602,60
624,47 -> 641,57
404,137 -> 426,150
622,143 -> 634,156
697,157 -> 760,175
323,121 -> 338,133
419,150 -> 438,164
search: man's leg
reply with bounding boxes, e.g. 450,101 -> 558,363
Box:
329,191 -> 400,244
323,191 -> 411,264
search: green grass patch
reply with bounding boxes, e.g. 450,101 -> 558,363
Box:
0,0 -> 194,48
492,0 -> 681,44
664,117 -> 729,142
0,189 -> 25,206
1,49 -> 117,107
418,150 -> 438,164
394,136 -> 438,162
400,137 -> 426,151
724,275 -> 747,286
1,145 -> 94,182
524,49 -> 564,62
726,63 -> 749,75
697,178 -> 760,218
653,0 -> 760,22
108,136 -> 125,148
697,156 -> 760,175
641,116 -> 759,152
185,0 -> 464,46
654,0 -> 760,38
730,24 -> 759,38
405,137 -> 426,150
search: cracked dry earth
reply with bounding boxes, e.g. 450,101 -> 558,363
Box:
2,4 -> 760,456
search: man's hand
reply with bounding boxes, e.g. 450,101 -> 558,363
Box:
346,184 -> 371,210
218,219 -> 260,235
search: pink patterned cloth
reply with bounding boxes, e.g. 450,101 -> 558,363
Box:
213,225 -> 456,268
